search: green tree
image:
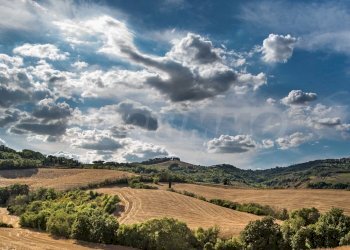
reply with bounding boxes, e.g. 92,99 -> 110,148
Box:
240,217 -> 285,250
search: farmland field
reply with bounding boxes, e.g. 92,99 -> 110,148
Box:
0,208 -> 134,250
94,186 -> 261,237
162,183 -> 350,215
0,168 -> 135,190
0,228 -> 134,250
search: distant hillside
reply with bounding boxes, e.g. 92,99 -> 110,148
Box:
0,145 -> 80,169
1,145 -> 350,189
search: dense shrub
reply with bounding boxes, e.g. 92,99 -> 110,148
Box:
128,178 -> 157,189
214,238 -> 243,250
71,208 -> 118,244
240,217 -> 286,250
281,207 -> 350,249
0,184 -> 29,206
117,217 -> 197,250
17,189 -> 120,245
47,210 -> 75,237
194,227 -> 220,248
208,198 -> 288,220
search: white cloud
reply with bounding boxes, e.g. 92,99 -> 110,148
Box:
276,132 -> 313,150
281,90 -> 317,105
56,17 -> 266,102
121,140 -> 169,162
261,34 -> 298,63
241,1 -> 350,55
13,43 -> 69,61
266,98 -> 276,105
207,134 -> 257,153
71,61 -> 88,70
261,139 -> 275,149
65,127 -> 124,152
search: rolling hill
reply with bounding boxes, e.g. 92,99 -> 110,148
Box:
1,145 -> 350,189
94,186 -> 261,237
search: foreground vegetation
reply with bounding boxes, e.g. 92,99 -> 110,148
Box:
1,183 -> 350,249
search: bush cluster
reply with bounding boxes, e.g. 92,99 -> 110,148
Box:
208,198 -> 288,220
128,178 -> 157,189
6,187 -> 120,244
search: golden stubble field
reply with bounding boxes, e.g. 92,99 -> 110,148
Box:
0,168 -> 135,190
0,227 -> 134,250
94,186 -> 261,238
162,183 -> 350,215
0,205 -> 134,250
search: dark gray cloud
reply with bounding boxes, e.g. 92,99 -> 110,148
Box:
0,109 -> 22,127
207,134 -> 257,153
109,125 -> 129,138
78,137 -> 122,151
32,99 -> 72,120
119,32 -> 238,102
117,101 -> 158,130
122,47 -> 236,102
281,90 -> 317,105
11,120 -> 67,136
0,86 -> 30,107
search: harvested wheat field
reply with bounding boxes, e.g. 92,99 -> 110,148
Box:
0,168 -> 135,190
94,186 -> 261,237
162,183 -> 350,215
0,208 -> 19,228
0,228 -> 134,250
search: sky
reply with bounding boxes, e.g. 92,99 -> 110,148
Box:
0,0 -> 350,169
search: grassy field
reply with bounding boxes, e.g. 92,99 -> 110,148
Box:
94,186 -> 261,238
0,168 -> 135,190
162,183 -> 350,215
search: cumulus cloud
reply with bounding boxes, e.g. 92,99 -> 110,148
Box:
32,98 -> 73,120
266,98 -> 276,105
241,1 -> 350,55
0,109 -> 23,127
0,54 -> 52,108
56,17 -> 265,102
52,151 -> 80,161
71,61 -> 88,70
66,128 -> 124,152
11,120 -> 67,137
64,127 -> 169,162
281,90 -> 317,105
207,134 -> 257,153
117,101 -> 158,131
276,132 -> 313,150
0,86 -> 30,108
285,103 -> 350,136
121,141 -> 169,162
314,117 -> 341,127
261,34 -> 298,63
261,139 -> 275,149
13,43 -> 69,60
235,72 -> 267,93
167,33 -> 221,64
